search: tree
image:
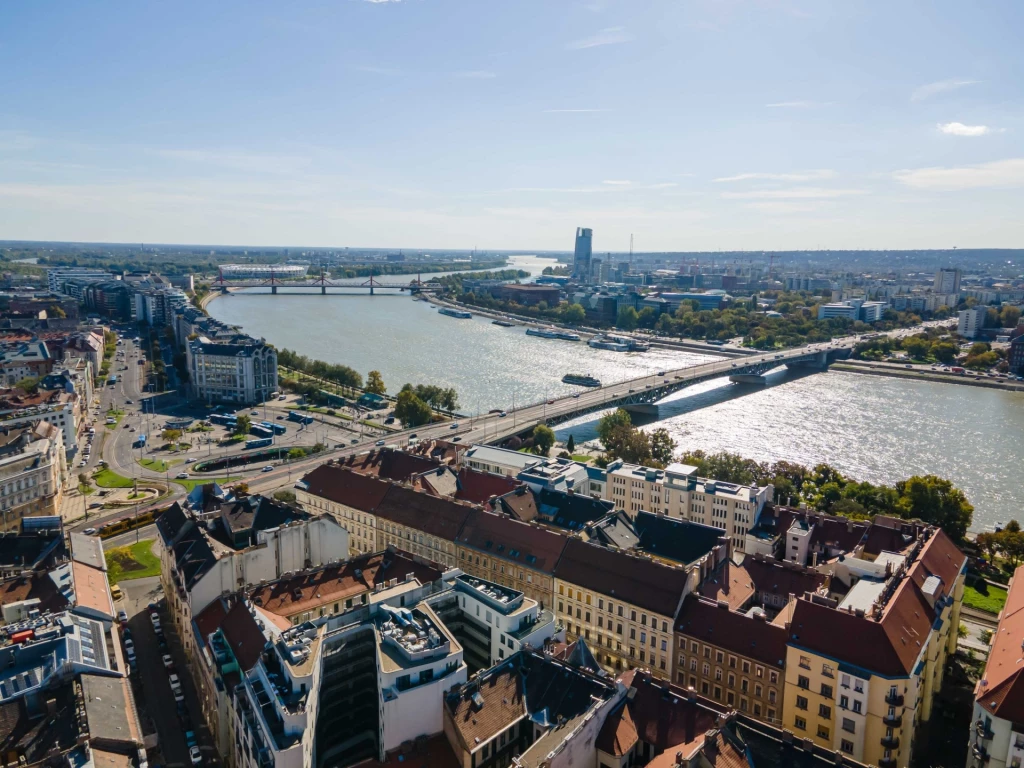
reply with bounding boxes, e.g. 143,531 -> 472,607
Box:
394,390 -> 433,427
1000,305 -> 1021,328
273,490 -> 297,504
976,531 -> 999,562
366,370 -> 386,395
902,336 -> 930,360
617,306 -> 639,331
606,424 -> 653,464
649,428 -> 676,465
532,424 -> 556,456
597,409 -> 632,449
233,414 -> 252,436
895,475 -> 974,542
46,304 -> 67,319
1006,520 -> 1022,533
566,434 -> 576,454
14,377 -> 38,395
561,303 -> 586,324
440,388 -> 459,414
931,342 -> 958,364
161,428 -> 182,444
999,530 -> 1024,567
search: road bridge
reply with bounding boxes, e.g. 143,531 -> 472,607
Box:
213,270 -> 435,295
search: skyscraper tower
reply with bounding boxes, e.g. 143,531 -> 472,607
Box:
573,227 -> 593,283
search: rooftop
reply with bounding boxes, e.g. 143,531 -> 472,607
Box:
456,509 -> 568,574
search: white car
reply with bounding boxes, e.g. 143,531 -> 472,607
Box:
189,746 -> 202,765
176,472 -> 190,479
262,466 -> 274,473
162,654 -> 174,669
168,673 -> 180,687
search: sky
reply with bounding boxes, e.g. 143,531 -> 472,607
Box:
1,0 -> 1023,252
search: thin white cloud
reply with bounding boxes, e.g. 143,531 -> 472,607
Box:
565,26 -> 633,50
937,122 -> 990,137
153,148 -> 311,175
543,108 -> 609,113
361,0 -> 402,3
455,70 -> 497,79
648,182 -> 679,189
721,187 -> 866,200
602,180 -> 631,186
911,79 -> 979,102
746,201 -> 822,214
357,65 -> 402,75
0,131 -> 41,152
714,170 -> 835,183
893,158 -> 1024,191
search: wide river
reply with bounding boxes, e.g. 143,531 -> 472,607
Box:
210,255 -> 1024,532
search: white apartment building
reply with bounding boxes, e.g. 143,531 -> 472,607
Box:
0,396 -> 81,458
464,445 -> 546,477
46,267 -> 112,294
186,335 -> 279,405
933,268 -> 962,295
134,287 -> 189,326
958,307 -> 987,339
605,460 -> 771,552
0,421 -> 66,532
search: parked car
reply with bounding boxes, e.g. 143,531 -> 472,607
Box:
189,745 -> 202,765
82,527 -> 97,535
117,611 -> 128,623
262,465 -> 274,473
375,440 -> 386,446
176,472 -> 190,479
162,654 -> 174,669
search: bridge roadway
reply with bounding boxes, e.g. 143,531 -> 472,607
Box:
213,278 -> 430,294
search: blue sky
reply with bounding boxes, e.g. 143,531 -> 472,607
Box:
1,0 -> 1023,251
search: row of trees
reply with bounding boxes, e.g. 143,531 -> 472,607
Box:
393,383 -> 460,427
679,449 -> 974,542
853,330 -> 1007,371
977,521 -> 1024,566
276,348 -> 364,389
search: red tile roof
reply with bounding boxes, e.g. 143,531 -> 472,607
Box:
193,596 -> 230,641
457,510 -> 568,574
554,538 -> 690,618
675,596 -> 788,669
742,556 -> 828,603
220,600 -> 267,672
699,562 -> 756,611
300,464 -> 391,512
344,448 -> 441,482
455,467 -> 524,505
375,485 -> 475,541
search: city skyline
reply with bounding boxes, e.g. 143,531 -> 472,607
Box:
1,1 -> 1023,250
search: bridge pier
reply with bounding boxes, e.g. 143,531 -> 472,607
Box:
785,350 -> 830,371
271,285 -> 277,295
322,285 -> 326,295
729,374 -> 768,385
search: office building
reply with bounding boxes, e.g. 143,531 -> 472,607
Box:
818,300 -> 886,323
46,267 -> 112,294
933,267 -> 962,295
572,227 -> 593,283
133,286 -> 189,326
186,333 -> 279,405
958,307 -> 987,339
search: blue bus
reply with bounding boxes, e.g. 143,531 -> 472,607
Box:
210,414 -> 237,427
133,434 -> 147,449
261,421 -> 287,435
245,437 -> 274,449
249,424 -> 274,439
287,411 -> 314,425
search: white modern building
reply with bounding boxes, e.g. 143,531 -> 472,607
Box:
818,299 -> 887,323
46,267 -> 113,294
933,267 -> 962,295
186,334 -> 279,405
134,287 -> 189,326
958,307 -> 987,339
464,444 -> 547,477
219,263 -> 310,280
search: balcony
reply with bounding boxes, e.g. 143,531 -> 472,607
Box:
879,759 -> 898,768
885,691 -> 905,706
972,742 -> 989,762
883,714 -> 903,728
881,735 -> 900,749
975,720 -> 995,740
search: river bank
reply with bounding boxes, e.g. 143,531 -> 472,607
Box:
831,360 -> 1024,392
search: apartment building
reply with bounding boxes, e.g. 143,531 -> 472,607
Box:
455,509 -> 568,610
958,306 -> 987,339
133,286 -> 188,326
374,485 -> 474,568
0,421 -> 66,531
781,527 -> 966,768
605,460 -> 771,552
46,266 -> 112,294
463,444 -> 546,477
0,339 -> 53,385
967,565 -> 1024,768
296,462 -> 389,554
552,538 -> 692,680
186,333 -> 278,405
0,390 -> 80,458
674,595 -> 787,725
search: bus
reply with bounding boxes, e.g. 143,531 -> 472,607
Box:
107,375 -> 118,385
287,411 -> 314,425
261,421 -> 287,435
249,424 -> 274,439
210,414 -> 238,427
133,434 -> 147,449
245,437 -> 274,449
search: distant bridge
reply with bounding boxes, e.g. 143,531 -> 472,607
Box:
213,269 -> 436,295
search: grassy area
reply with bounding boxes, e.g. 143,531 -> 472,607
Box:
105,408 -> 126,428
92,468 -> 135,488
964,582 -> 1008,614
570,454 -> 591,463
105,539 -> 160,584
78,484 -> 95,495
173,476 -> 240,492
138,457 -> 183,472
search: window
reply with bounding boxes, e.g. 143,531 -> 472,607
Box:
852,700 -> 862,714
715,668 -> 722,681
796,696 -> 808,710
799,655 -> 810,669
854,680 -> 864,693
769,670 -> 778,684
842,718 -> 855,734
795,716 -> 807,731
816,725 -> 829,740
798,675 -> 810,690
841,673 -> 851,689
840,695 -> 849,709
716,651 -> 724,664
820,683 -> 833,698
840,739 -> 854,755
822,664 -> 834,678
818,704 -> 831,719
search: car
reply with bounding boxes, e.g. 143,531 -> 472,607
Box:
118,610 -> 128,623
82,527 -> 97,535
250,410 -> 259,416
176,472 -> 190,479
262,466 -> 274,473
452,436 -> 462,442
276,414 -> 284,419
499,411 -> 507,417
278,395 -> 287,400
162,654 -> 174,669
547,400 -> 554,405
657,371 -> 666,376
173,688 -> 185,703
189,746 -> 203,765
124,423 -> 131,429
79,460 -> 88,467
129,427 -> 136,432
409,433 -> 418,439
123,638 -> 134,652
628,388 -> 635,393
151,615 -> 161,629
573,393 -> 580,398
125,399 -> 133,404
375,440 -> 386,446
449,422 -> 459,429
88,502 -> 102,509
384,417 -> 395,424
905,364 -> 913,369
351,438 -> 359,444
168,673 -> 180,686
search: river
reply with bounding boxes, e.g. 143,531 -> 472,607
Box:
209,255 -> 1024,532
